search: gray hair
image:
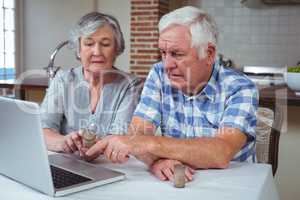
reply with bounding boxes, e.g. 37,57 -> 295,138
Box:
69,12 -> 125,58
158,6 -> 218,59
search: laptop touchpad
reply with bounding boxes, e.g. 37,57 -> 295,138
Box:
48,153 -> 125,180
49,154 -> 96,172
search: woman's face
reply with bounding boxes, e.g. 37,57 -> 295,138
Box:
79,25 -> 117,75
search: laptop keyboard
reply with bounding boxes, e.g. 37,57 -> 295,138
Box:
50,165 -> 92,189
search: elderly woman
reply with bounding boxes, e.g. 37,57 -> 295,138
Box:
41,12 -> 141,157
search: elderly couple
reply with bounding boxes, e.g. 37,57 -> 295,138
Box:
41,6 -> 258,182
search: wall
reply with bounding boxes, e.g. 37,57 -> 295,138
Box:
22,0 -> 131,73
130,0 -> 169,77
198,0 -> 300,69
23,0 -> 96,72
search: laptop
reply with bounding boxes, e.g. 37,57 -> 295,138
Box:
0,97 -> 125,196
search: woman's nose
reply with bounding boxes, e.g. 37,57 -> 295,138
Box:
93,44 -> 102,55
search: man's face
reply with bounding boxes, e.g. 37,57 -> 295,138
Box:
158,25 -> 215,95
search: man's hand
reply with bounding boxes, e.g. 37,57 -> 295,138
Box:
150,159 -> 195,182
85,135 -> 140,163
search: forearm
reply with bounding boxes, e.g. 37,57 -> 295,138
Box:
135,153 -> 159,167
43,128 -> 64,152
127,118 -> 159,166
131,135 -> 233,169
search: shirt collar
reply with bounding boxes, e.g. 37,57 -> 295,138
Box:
186,60 -> 220,101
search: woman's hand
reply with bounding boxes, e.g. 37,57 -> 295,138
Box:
58,131 -> 83,154
43,128 -> 84,155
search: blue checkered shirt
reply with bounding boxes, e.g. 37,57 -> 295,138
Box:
134,61 -> 259,162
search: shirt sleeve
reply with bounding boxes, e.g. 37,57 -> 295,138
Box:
40,72 -> 65,132
133,65 -> 162,128
107,77 -> 143,134
219,80 -> 259,141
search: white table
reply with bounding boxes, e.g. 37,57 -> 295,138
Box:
0,158 -> 279,200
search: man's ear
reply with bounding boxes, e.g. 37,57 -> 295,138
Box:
207,43 -> 216,66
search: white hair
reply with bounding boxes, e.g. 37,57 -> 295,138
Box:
158,6 -> 218,59
69,12 -> 125,59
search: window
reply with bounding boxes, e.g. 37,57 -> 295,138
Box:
0,0 -> 15,80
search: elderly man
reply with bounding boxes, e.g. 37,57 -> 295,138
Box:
85,6 -> 258,182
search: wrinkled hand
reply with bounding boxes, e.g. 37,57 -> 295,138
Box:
58,131 -> 83,155
150,159 -> 195,182
85,135 -> 133,163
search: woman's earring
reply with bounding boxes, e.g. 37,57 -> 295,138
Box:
76,53 -> 81,60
